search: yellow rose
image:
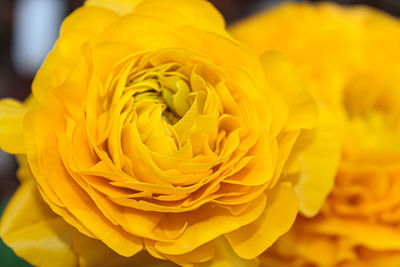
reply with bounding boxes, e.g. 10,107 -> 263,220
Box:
231,2 -> 400,266
0,0 -> 339,266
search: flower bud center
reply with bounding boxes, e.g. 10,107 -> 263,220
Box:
125,64 -> 193,124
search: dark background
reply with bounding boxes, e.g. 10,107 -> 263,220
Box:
0,0 -> 400,225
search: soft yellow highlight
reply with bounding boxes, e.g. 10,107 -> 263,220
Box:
0,0 -> 339,266
231,2 -> 400,266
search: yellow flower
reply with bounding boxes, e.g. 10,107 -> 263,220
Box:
231,2 -> 400,266
0,0 -> 339,266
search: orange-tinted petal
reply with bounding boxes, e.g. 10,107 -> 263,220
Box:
225,183 -> 299,259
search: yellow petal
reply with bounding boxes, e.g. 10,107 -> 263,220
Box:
307,217 -> 400,250
0,163 -> 169,267
266,226 -> 342,266
85,0 -> 141,14
91,41 -> 135,82
15,155 -> 31,182
24,104 -> 143,257
0,180 -> 78,267
285,105 -> 341,216
133,0 -> 228,37
260,50 -> 317,132
197,237 -> 258,267
0,99 -> 28,154
33,6 -> 119,101
87,0 -> 228,38
225,183 -> 299,259
73,231 -> 171,267
229,2 -> 366,108
154,194 -> 267,256
162,242 -> 215,266
357,253 -> 400,267
23,94 -> 39,109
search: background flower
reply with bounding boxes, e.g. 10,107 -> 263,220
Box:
0,0 -> 339,266
231,2 -> 400,266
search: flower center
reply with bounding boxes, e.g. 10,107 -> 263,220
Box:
125,64 -> 193,124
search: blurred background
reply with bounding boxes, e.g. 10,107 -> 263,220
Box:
0,0 -> 399,265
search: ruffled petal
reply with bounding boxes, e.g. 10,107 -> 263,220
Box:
154,194 -> 267,256
32,6 -> 119,101
73,232 -> 173,267
198,237 -> 258,267
1,159 -> 165,267
24,101 -> 143,257
260,50 -> 317,132
285,105 -> 341,216
225,183 -> 299,259
132,0 -> 228,37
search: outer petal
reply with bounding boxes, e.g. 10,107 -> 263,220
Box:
0,179 -> 78,267
306,218 -> 400,251
264,226 -> 343,266
85,0 -> 227,36
132,0 -> 228,37
0,159 -> 169,267
260,50 -> 317,132
225,183 -> 299,259
264,226 -> 400,267
198,237 -> 258,267
32,6 -> 119,101
355,253 -> 400,267
0,99 -> 29,154
73,232 -> 173,267
261,51 -> 340,216
24,101 -> 143,257
154,194 -> 267,255
85,0 -> 142,14
229,2 -> 364,108
284,105 -> 341,216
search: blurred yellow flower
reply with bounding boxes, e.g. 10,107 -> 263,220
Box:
231,2 -> 400,266
0,0 -> 339,266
